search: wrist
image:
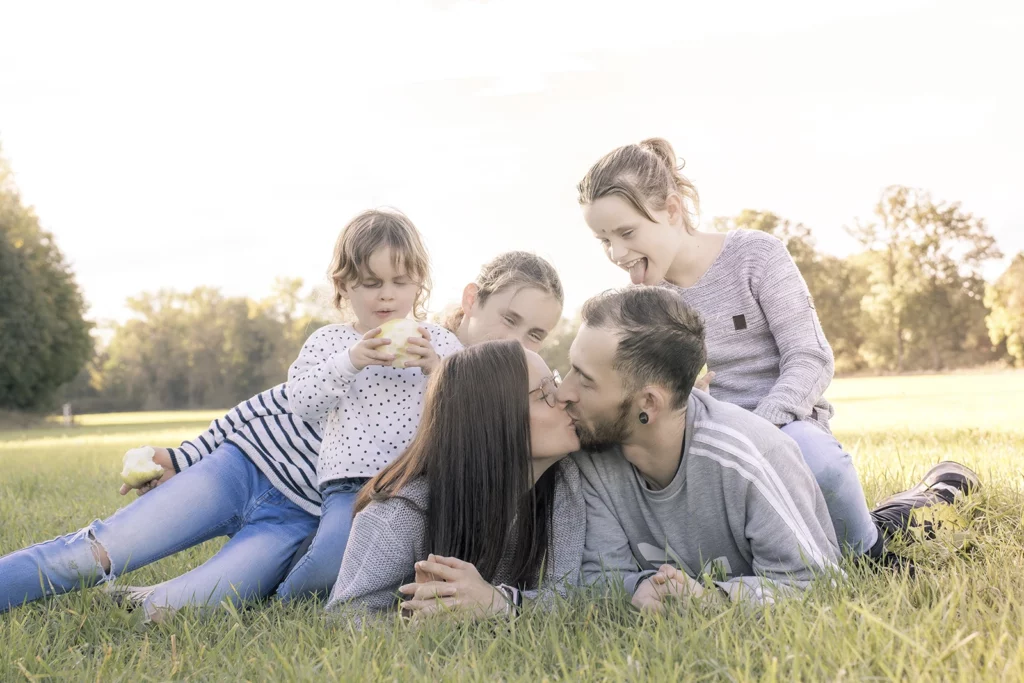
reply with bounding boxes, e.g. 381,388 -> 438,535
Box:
336,348 -> 363,376
153,448 -> 173,470
493,584 -> 522,618
627,570 -> 660,596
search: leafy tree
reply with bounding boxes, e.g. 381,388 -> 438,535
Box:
849,186 -> 1001,371
538,314 -> 581,378
0,150 -> 93,410
813,253 -> 872,374
986,253 -> 1024,367
89,282 -> 331,411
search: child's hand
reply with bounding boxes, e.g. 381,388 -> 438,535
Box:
349,327 -> 397,371
401,326 -> 441,375
118,447 -> 175,496
693,371 -> 715,393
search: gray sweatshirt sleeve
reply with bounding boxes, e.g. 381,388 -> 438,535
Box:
751,241 -> 835,426
714,443 -> 841,605
577,461 -> 652,595
325,507 -> 417,614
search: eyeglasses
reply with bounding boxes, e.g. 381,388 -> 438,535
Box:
530,370 -> 562,408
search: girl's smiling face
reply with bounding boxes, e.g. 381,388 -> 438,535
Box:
582,195 -> 685,286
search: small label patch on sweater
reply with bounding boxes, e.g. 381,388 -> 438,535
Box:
732,315 -> 747,331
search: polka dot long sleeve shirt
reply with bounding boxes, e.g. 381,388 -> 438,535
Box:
287,322 -> 464,486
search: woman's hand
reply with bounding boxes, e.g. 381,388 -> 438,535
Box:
399,554 -> 509,619
693,371 -> 715,393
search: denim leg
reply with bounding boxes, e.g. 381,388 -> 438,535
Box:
275,482 -> 362,602
142,485 -> 317,615
781,420 -> 878,555
0,444 -> 255,612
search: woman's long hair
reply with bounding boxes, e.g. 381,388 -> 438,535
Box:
354,340 -> 558,588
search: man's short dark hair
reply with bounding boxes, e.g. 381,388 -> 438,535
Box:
580,286 -> 706,409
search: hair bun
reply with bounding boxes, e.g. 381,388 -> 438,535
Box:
639,138 -> 679,172
578,137 -> 700,232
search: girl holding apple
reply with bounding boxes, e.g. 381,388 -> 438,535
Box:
0,209 -> 567,618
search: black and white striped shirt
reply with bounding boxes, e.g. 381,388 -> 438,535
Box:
167,384 -> 323,516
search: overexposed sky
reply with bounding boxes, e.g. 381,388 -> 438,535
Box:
2,0 -> 1021,324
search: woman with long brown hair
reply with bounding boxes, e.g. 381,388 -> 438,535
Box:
327,339 -> 583,616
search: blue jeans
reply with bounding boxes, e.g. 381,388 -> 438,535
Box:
275,479 -> 366,602
781,420 -> 878,555
0,444 -> 318,615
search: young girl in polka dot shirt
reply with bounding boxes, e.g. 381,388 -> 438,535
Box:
279,209 -> 463,598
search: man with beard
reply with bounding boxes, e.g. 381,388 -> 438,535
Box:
557,287 -> 977,610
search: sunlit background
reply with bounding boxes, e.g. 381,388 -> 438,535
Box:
2,0 -> 1021,324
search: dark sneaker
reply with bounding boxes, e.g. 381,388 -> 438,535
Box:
870,461 -> 980,542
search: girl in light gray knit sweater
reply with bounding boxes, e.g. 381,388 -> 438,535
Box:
576,139 -> 882,559
327,340 -> 585,618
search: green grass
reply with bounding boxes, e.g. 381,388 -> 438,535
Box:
2,372 -> 1023,681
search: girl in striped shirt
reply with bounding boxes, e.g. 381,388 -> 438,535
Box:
0,249 -> 566,617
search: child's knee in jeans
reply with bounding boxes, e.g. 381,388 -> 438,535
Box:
782,422 -> 854,490
66,524 -> 113,578
815,460 -> 857,498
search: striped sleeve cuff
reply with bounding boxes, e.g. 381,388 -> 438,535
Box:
167,444 -> 205,473
168,448 -> 187,473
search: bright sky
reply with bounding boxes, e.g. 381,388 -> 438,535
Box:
2,0 -> 1021,325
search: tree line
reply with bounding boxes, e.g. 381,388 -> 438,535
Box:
1,150 -> 93,411
2,144 -> 1022,413
540,186 -> 1022,379
57,280 -> 335,413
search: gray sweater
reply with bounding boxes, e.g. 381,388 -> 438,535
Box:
574,389 -> 841,606
325,459 -> 586,614
664,229 -> 835,431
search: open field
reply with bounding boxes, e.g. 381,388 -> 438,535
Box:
2,372 -> 1023,681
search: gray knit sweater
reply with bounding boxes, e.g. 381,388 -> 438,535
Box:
664,229 -> 835,432
325,459 -> 586,614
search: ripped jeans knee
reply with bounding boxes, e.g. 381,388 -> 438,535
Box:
68,523 -> 115,584
0,520 -> 123,611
